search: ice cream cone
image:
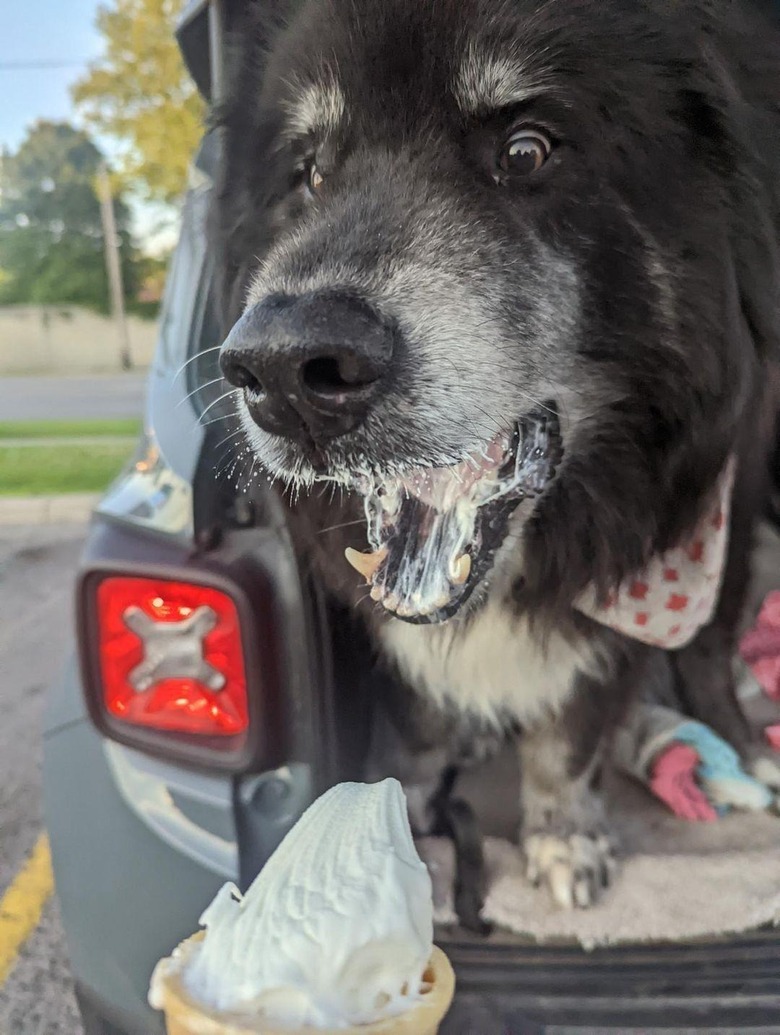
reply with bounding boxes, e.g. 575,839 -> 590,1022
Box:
152,934 -> 455,1035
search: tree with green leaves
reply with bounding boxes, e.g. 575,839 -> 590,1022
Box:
0,120 -> 137,313
72,0 -> 205,204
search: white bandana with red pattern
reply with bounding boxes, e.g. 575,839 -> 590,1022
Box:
575,459 -> 734,649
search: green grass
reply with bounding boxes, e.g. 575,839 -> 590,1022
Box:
0,419 -> 141,440
0,443 -> 133,495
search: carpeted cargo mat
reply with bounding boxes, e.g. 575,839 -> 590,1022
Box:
420,524 -> 780,946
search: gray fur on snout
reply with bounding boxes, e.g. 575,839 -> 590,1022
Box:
240,140 -> 582,491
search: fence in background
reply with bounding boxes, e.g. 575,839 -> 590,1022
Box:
0,305 -> 158,375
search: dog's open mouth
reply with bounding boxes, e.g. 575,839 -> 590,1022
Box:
344,407 -> 561,624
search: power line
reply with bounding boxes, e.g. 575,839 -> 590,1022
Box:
0,59 -> 95,71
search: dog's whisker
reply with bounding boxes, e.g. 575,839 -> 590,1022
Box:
317,518 -> 366,535
214,427 -> 247,452
176,376 -> 227,409
174,345 -> 223,383
199,409 -> 242,429
236,450 -> 255,492
214,440 -> 250,481
438,355 -> 556,431
198,389 -> 241,426
215,439 -> 248,468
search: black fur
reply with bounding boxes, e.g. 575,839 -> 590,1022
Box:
211,0 -> 780,920
214,3 -> 780,617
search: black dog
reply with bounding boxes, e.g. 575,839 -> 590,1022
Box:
211,0 -> 780,914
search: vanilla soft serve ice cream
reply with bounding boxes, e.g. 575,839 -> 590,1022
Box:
149,779 -> 435,1029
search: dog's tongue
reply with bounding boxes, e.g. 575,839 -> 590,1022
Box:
345,413 -> 559,624
362,492 -> 475,619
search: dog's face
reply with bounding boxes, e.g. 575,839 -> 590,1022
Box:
218,0 -> 776,623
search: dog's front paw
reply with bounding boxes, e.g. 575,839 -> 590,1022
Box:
524,832 -> 617,909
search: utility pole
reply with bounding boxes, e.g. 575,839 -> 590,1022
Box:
97,162 -> 132,371
209,0 -> 225,104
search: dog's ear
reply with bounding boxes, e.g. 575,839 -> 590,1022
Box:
730,181 -> 780,364
700,17 -> 780,363
731,103 -> 780,492
210,0 -> 300,333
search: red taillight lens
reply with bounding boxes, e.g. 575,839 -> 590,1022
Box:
96,576 -> 249,737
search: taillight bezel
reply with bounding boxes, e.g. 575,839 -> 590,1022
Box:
78,556 -> 285,774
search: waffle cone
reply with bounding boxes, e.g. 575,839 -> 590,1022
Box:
153,935 -> 455,1035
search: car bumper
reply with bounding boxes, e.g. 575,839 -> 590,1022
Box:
43,657 -> 233,1035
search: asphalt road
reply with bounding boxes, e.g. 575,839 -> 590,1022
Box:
0,523 -> 86,1035
0,374 -> 147,421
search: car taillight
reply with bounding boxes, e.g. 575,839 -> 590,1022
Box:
95,576 -> 249,738
78,521 -> 299,774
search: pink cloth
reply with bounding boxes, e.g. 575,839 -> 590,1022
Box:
577,460 -> 734,649
649,743 -> 718,822
740,591 -> 780,700
765,724 -> 780,751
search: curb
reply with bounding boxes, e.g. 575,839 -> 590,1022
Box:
3,436 -> 138,448
0,493 -> 101,526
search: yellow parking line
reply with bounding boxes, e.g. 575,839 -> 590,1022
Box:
0,833 -> 54,986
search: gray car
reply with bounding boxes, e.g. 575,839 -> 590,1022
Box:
44,3 -> 780,1033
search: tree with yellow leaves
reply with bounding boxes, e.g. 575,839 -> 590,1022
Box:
72,0 -> 205,204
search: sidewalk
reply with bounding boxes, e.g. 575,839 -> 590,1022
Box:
0,494 -> 100,526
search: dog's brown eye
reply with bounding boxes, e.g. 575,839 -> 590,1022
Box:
309,164 -> 324,192
498,130 -> 551,177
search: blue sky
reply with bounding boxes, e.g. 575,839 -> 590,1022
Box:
1,0 -> 102,152
1,0 -> 178,251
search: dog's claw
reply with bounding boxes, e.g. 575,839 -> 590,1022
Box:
524,832 -> 617,910
573,869 -> 596,910
750,755 -> 780,791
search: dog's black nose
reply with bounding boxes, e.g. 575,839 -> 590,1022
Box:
219,292 -> 395,441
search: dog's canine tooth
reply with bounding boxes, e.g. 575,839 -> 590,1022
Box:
449,553 -> 472,585
344,546 -> 388,582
